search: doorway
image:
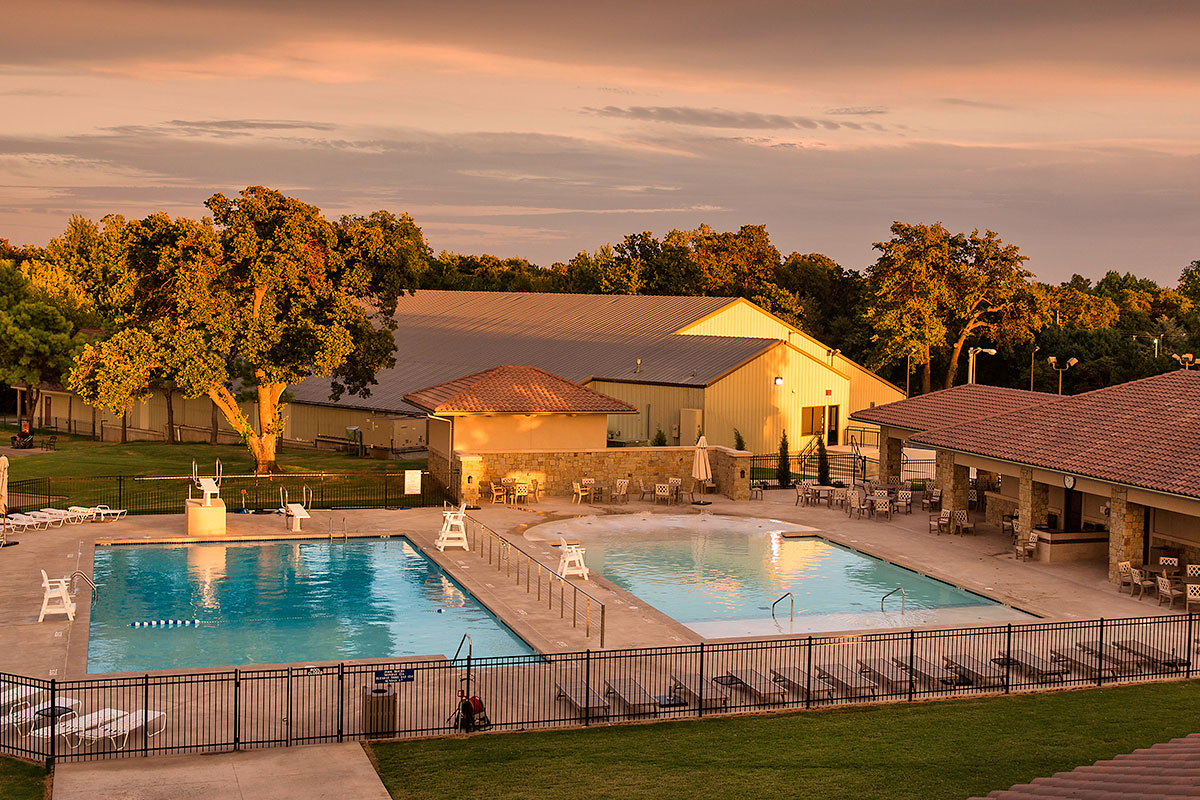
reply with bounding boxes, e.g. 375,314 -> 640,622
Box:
826,405 -> 840,446
1063,488 -> 1083,531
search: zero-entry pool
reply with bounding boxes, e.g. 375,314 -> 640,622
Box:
533,514 -> 1034,637
87,537 -> 533,673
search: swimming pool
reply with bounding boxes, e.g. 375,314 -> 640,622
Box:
87,537 -> 533,673
535,514 -> 1033,636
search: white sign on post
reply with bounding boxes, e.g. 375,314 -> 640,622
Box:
404,470 -> 422,495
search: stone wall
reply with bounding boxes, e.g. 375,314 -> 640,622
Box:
453,445 -> 751,500
934,451 -> 970,513
1107,487 -> 1146,581
879,426 -> 903,482
1017,468 -> 1049,531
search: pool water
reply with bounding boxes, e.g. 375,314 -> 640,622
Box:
538,514 -> 1032,636
87,538 -> 533,673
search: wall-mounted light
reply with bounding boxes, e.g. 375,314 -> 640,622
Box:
774,376 -> 784,385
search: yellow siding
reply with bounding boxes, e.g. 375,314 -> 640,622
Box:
427,416 -> 452,460
585,381 -> 706,445
705,344 -> 850,454
451,414 -> 607,453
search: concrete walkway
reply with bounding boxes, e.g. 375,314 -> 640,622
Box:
53,743 -> 390,800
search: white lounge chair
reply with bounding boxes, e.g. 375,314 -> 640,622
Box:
91,505 -> 128,522
7,513 -> 48,530
39,569 -> 76,622
40,508 -> 88,524
25,511 -> 65,528
78,709 -> 166,751
67,506 -> 98,522
0,683 -> 39,715
0,698 -> 80,735
435,503 -> 469,552
557,537 -> 589,580
3,516 -> 40,533
28,707 -> 127,749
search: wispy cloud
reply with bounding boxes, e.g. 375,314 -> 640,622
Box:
584,105 -> 873,131
826,106 -> 888,116
939,97 -> 1012,110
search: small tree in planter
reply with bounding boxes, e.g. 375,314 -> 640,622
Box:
733,428 -> 746,451
817,436 -> 831,486
777,430 -> 792,488
652,426 -> 668,446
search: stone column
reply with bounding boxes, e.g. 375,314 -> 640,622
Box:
879,426 -> 903,483
1107,487 -> 1145,582
1017,468 -> 1049,532
934,451 -> 970,512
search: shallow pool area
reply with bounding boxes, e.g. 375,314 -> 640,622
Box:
87,537 -> 533,673
534,514 -> 1034,636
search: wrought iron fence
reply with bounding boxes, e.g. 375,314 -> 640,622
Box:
5,472 -> 451,516
1,613 -> 1196,765
748,452 -> 864,487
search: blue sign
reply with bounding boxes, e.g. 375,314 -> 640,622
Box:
374,668 -> 415,684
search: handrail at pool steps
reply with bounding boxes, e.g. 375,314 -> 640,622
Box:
69,570 -> 98,602
881,586 -> 906,614
771,592 -> 793,623
463,514 -> 605,649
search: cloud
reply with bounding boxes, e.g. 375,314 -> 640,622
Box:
166,119 -> 337,132
939,97 -> 1012,110
586,106 -> 840,130
0,88 -> 74,97
826,107 -> 889,116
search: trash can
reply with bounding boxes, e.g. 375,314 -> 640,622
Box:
361,684 -> 398,737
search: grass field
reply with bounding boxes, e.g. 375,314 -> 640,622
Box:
0,756 -> 46,800
1,425 -> 424,479
369,681 -> 1200,800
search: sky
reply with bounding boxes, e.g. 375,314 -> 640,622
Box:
2,0 -> 1198,284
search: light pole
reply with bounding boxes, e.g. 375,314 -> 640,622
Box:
1174,353 -> 1196,369
1030,345 -> 1040,391
967,347 -> 996,384
1047,355 -> 1078,395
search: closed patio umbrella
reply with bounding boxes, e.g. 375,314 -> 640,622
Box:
0,454 -> 8,514
691,436 -> 712,505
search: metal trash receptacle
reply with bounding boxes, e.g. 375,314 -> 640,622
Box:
362,684 -> 398,736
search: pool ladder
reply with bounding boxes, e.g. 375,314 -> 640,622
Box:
329,517 -> 347,541
881,586 -> 906,614
771,592 -> 794,623
70,571 -> 97,602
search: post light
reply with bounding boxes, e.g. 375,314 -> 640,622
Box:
1030,345 -> 1040,391
1047,355 -> 1079,395
1173,353 -> 1196,370
967,347 -> 996,384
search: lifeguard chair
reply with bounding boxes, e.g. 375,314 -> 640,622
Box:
435,503 -> 469,551
557,537 -> 589,580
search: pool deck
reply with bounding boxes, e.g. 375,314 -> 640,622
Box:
0,490 -> 1172,682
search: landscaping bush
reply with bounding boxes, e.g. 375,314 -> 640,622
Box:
776,430 -> 791,488
817,437 -> 830,486
652,426 -> 668,447
733,428 -> 746,451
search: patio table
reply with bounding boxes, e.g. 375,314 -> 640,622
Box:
812,485 -> 836,507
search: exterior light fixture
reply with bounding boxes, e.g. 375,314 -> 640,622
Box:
1174,353 -> 1196,369
967,347 -> 997,384
1047,356 -> 1079,395
774,376 -> 784,385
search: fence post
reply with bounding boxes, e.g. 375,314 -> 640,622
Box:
233,668 -> 241,751
584,649 -> 591,727
907,630 -> 915,702
600,605 -> 606,649
383,473 -> 389,509
1188,614 -> 1195,680
1097,618 -> 1105,687
47,678 -> 56,768
804,636 -> 813,710
118,473 -> 124,511
143,673 -> 150,757
337,663 -> 344,743
697,642 -> 705,718
1004,624 -> 1012,694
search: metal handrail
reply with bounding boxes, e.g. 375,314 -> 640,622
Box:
70,570 -> 97,602
464,515 -> 606,648
881,586 -> 906,614
328,517 -> 347,541
451,633 -> 472,662
771,592 -> 794,622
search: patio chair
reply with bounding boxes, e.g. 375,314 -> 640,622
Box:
1129,567 -> 1156,600
571,481 -> 591,505
39,569 -> 75,622
1000,514 -> 1015,539
557,537 -> 589,580
488,482 -> 506,504
943,654 -> 1004,687
3,516 -> 40,533
67,506 -> 97,522
872,490 -> 892,521
896,489 -> 912,514
652,483 -> 671,506
1114,638 -> 1188,671
529,479 -> 541,502
749,481 -> 764,500
726,669 -> 785,704
850,492 -> 872,520
929,510 -> 951,536
1187,584 -> 1200,613
1116,561 -> 1133,593
637,479 -> 652,501
1076,639 -> 1143,674
669,674 -> 729,708
794,483 -> 806,506
40,508 -> 87,524
581,477 -> 598,503
1159,556 -> 1179,569
831,487 -> 847,510
1014,527 -> 1039,561
951,509 -> 974,536
920,487 -> 942,512
77,709 -> 166,751
769,667 -> 835,702
668,477 -> 683,503
613,479 -> 630,504
1188,564 -> 1200,579
91,505 -> 127,522
511,482 -> 529,506
604,678 -> 657,715
967,488 -> 978,510
0,684 -> 38,716
1049,648 -> 1117,681
1156,576 -> 1185,609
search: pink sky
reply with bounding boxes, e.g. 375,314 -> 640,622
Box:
2,0 -> 1198,282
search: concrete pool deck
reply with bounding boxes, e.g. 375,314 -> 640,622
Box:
0,489 -> 1171,681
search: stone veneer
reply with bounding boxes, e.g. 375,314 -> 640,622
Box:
1107,487 -> 1146,581
451,445 -> 753,502
1017,468 -> 1049,533
879,426 -> 903,483
934,451 -> 970,513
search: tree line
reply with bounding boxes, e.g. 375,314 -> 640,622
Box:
1,187 -> 1197,470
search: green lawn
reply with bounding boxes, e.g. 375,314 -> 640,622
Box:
0,756 -> 46,800
369,681 -> 1200,800
2,425 -> 424,479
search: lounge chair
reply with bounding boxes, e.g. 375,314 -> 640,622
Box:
2,516 -> 40,533
7,514 -> 48,530
39,569 -> 76,623
25,512 -> 64,528
1114,638 -> 1188,671
856,658 -> 910,694
1076,639 -> 1143,674
27,707 -> 126,749
891,655 -> 957,687
0,698 -> 80,736
1049,648 -> 1117,680
67,506 -> 97,522
670,674 -> 730,708
77,709 -> 166,751
555,681 -> 609,718
999,649 -> 1069,682
40,508 -> 87,524
770,667 -> 835,702
725,668 -> 785,704
86,505 -> 127,522
604,678 -> 657,715
943,654 -> 1004,687
816,664 -> 877,698
0,684 -> 39,714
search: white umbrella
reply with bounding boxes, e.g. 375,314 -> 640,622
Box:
691,436 -> 712,504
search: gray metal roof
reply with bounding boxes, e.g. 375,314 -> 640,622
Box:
290,290 -> 775,414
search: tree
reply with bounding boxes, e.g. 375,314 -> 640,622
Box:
776,429 -> 792,488
816,436 -> 831,486
1180,260 -> 1200,306
733,428 -> 746,451
70,187 -> 426,472
651,426 -> 668,447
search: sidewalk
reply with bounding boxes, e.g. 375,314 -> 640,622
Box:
53,742 -> 390,800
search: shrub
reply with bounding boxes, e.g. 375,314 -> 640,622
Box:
817,436 -> 831,486
777,430 -> 791,488
652,426 -> 668,447
733,428 -> 746,451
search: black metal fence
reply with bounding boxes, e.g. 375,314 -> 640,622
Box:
1,614 -> 1196,765
749,452 -> 865,487
6,472 -> 451,516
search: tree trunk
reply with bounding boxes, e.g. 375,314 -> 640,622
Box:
920,345 -> 932,394
164,387 -> 177,444
210,401 -> 218,445
121,409 -> 127,444
206,381 -> 286,474
944,339 -> 968,389
22,387 -> 40,429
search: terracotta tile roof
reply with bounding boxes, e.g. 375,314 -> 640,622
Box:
403,366 -> 639,415
849,384 -> 1055,433
973,732 -> 1200,798
912,370 -> 1200,499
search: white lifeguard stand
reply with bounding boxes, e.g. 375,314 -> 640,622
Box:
557,537 -> 590,580
186,459 -> 227,536
435,503 -> 469,551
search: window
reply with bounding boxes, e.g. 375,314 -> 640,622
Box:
801,406 -> 824,436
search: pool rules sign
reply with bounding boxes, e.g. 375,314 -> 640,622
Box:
374,668 -> 416,684
404,470 -> 421,495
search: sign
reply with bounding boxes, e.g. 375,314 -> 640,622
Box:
373,667 -> 415,684
404,470 -> 422,495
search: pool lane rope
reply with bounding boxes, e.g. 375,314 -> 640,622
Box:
130,619 -> 202,628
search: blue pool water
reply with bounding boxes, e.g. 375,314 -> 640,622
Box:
540,514 -> 1032,636
87,538 -> 533,673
